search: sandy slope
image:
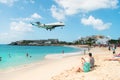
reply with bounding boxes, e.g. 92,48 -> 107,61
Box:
51,47 -> 120,80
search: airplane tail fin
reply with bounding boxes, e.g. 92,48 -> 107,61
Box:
30,22 -> 41,26
30,22 -> 34,25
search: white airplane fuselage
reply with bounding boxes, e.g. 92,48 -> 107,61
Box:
45,22 -> 64,26
31,22 -> 64,30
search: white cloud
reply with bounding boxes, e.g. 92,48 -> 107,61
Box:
50,5 -> 65,21
0,0 -> 18,6
0,31 -> 25,44
8,13 -> 41,41
31,13 -> 42,19
81,16 -> 111,30
51,0 -> 118,20
10,21 -> 33,32
0,21 -> 34,44
0,13 -> 40,44
11,13 -> 42,21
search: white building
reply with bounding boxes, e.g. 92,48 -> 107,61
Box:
96,37 -> 110,45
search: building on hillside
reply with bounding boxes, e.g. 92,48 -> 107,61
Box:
76,35 -> 110,45
96,38 -> 110,45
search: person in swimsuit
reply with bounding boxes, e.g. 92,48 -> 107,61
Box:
76,53 -> 95,72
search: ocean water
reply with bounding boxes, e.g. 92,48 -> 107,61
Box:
0,44 -> 81,69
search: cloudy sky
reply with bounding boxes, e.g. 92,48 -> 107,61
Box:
0,0 -> 120,44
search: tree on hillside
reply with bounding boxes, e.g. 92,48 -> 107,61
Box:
108,39 -> 118,44
86,38 -> 96,47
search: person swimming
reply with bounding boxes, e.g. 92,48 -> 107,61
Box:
8,54 -> 11,58
26,53 -> 29,57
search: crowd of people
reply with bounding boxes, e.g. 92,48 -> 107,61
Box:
76,44 -> 120,73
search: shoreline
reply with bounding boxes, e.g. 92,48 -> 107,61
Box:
0,46 -> 80,72
0,45 -> 84,73
0,51 -> 83,73
0,46 -> 120,80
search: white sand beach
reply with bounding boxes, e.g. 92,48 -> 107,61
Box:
0,46 -> 120,80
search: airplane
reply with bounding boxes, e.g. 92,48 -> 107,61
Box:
31,21 -> 65,31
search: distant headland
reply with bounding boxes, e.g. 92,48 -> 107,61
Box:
9,35 -> 120,46
9,39 -> 62,46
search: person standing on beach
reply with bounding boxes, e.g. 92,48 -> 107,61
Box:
62,50 -> 64,54
112,47 -> 115,54
88,47 -> 90,52
84,49 -> 86,55
108,46 -> 111,51
112,45 -> 116,54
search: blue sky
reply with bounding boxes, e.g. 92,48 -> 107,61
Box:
0,0 -> 120,44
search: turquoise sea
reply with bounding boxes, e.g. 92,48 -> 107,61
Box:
0,44 -> 81,69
